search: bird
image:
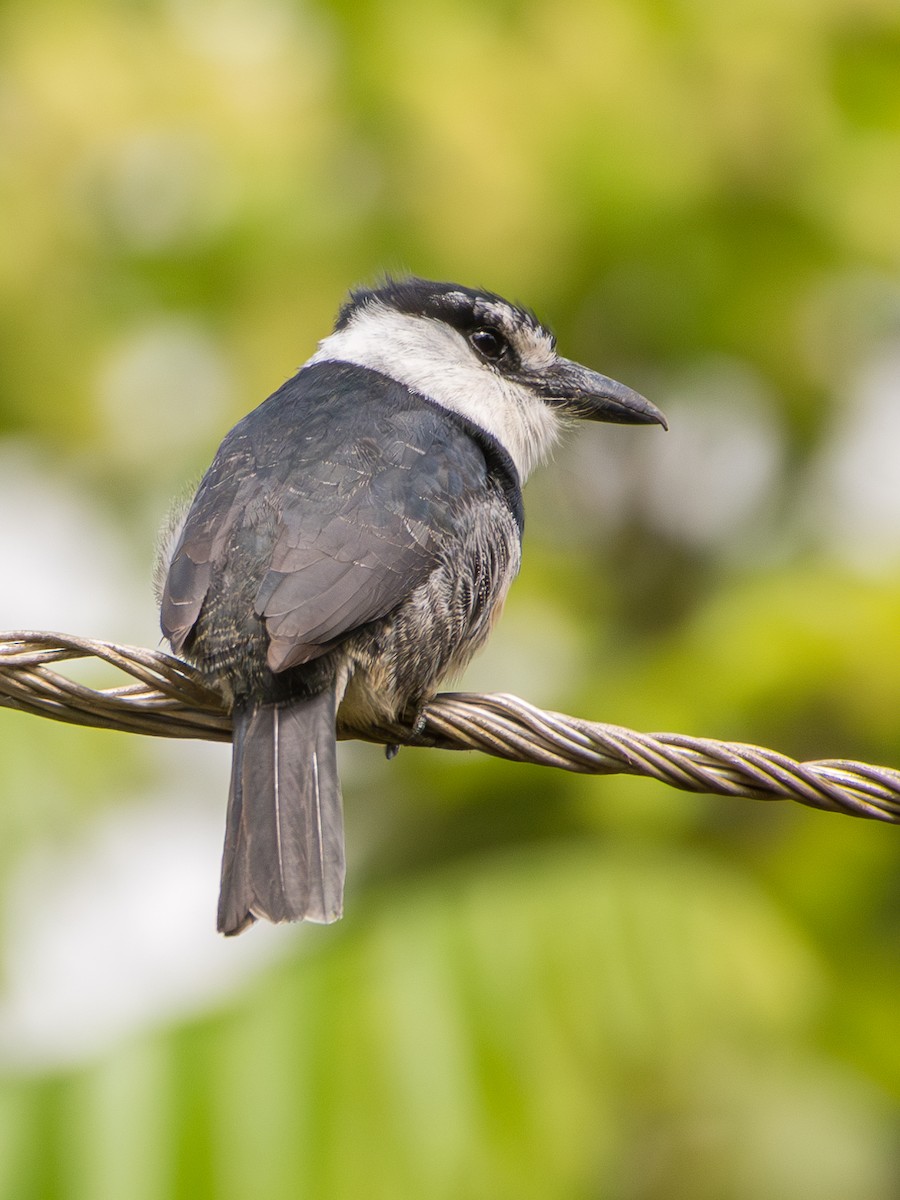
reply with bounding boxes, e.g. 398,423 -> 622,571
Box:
159,276 -> 666,935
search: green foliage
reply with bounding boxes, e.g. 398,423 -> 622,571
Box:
4,846 -> 897,1200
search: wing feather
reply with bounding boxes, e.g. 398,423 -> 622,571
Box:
160,363 -> 511,673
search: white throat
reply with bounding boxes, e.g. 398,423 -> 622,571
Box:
306,303 -> 563,479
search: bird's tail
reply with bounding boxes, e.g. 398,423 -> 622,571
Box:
217,688 -> 345,936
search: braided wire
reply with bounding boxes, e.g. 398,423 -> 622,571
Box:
1,631 -> 899,823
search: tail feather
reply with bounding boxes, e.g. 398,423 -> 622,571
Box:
218,688 -> 345,936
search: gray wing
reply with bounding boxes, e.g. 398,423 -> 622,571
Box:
254,433 -> 451,672
160,449 -> 257,654
161,363 -> 501,674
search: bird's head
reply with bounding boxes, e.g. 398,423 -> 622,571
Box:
309,276 -> 666,479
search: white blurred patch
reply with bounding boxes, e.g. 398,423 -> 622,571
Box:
555,359 -> 783,554
638,360 -> 784,549
168,0 -> 304,68
809,343 -> 900,572
87,129 -> 239,252
95,318 -> 234,467
0,771 -> 287,1072
0,441 -> 152,643
458,595 -> 584,707
0,447 -> 291,1070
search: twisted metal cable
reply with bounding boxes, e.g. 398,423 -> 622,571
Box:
2,630 -> 899,824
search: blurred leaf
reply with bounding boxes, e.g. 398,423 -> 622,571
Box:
7,843 -> 896,1200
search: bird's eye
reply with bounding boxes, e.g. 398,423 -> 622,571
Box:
469,327 -> 508,362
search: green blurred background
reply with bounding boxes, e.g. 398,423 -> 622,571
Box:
2,0 -> 900,1195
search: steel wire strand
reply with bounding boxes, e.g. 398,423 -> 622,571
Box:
1,631 -> 899,822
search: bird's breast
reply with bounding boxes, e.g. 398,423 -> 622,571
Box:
336,496 -> 521,732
